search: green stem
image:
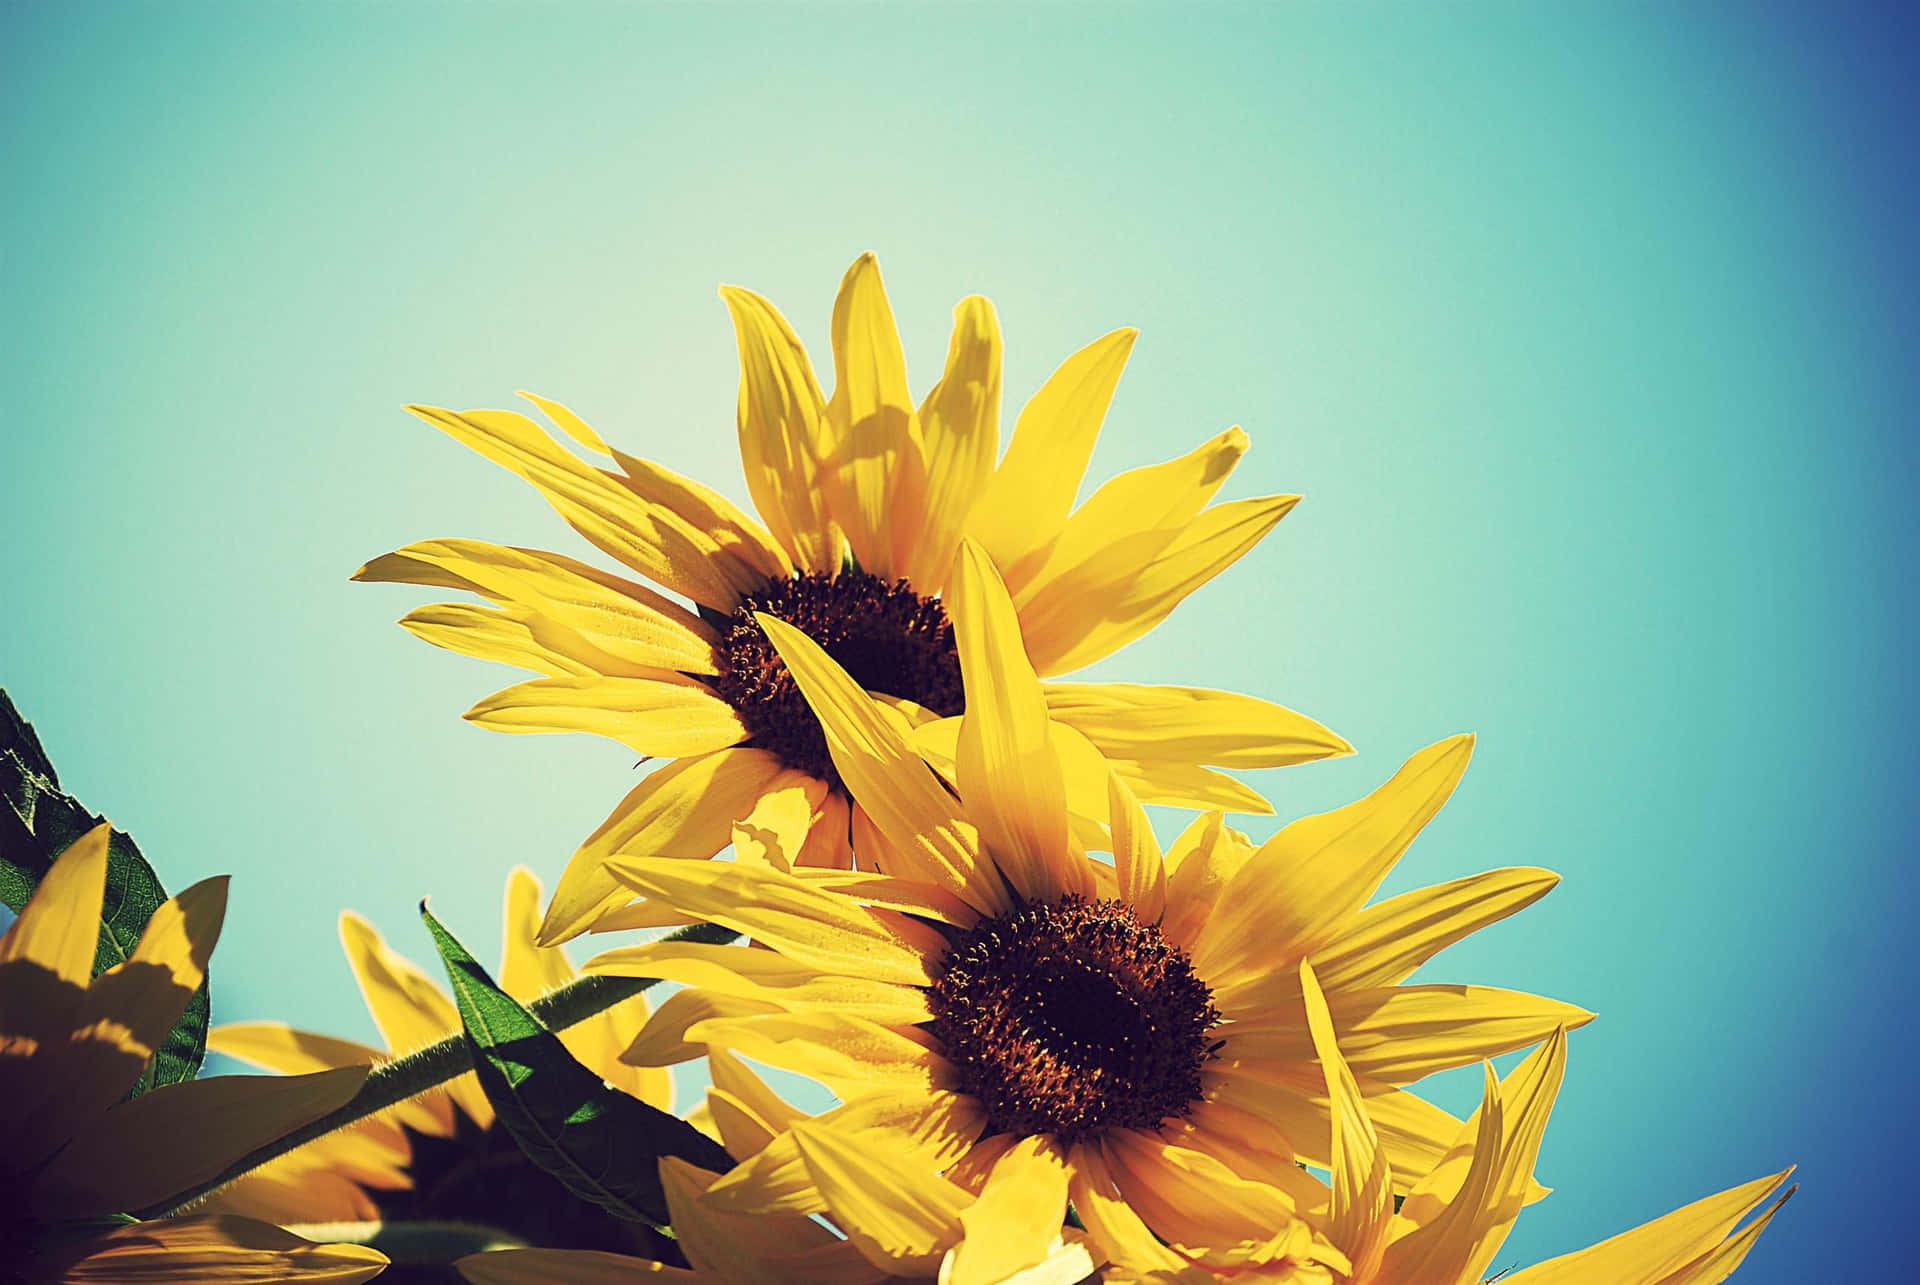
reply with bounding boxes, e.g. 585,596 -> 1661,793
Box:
146,920 -> 738,1218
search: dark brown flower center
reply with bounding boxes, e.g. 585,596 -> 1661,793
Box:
928,895 -> 1221,1145
710,571 -> 964,788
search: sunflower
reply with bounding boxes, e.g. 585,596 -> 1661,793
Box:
454,1050 -> 1096,1285
354,252 -> 1350,947
202,867 -> 669,1227
0,824 -> 386,1283
582,542 -> 1588,1263
1096,963 -> 1793,1283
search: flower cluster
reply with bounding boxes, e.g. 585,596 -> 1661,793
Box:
2,256 -> 1789,1283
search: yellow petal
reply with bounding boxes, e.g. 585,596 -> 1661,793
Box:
683,1011 -> 949,1101
0,822 -> 109,984
1018,494 -> 1298,677
602,855 -> 939,987
32,1065 -> 367,1220
791,1117 -> 970,1273
539,747 -> 789,945
404,404 -> 755,610
1066,1141 -> 1190,1274
206,1024 -> 386,1076
621,988 -> 783,1068
1502,1169 -> 1795,1285
1227,984 -> 1594,1086
586,937 -> 933,1025
499,867 -> 576,1004
1108,770 -> 1168,922
790,867 -> 982,928
399,602 -> 597,678
705,1047 -> 805,1161
1189,734 -> 1475,985
52,875 -> 230,1133
704,1088 -> 983,1215
900,295 -> 1002,591
730,775 -> 829,872
758,613 -> 1007,916
947,1136 -> 1071,1285
1156,812 -> 1255,950
1100,1129 -> 1305,1249
950,539 -> 1075,903
1301,961 -> 1392,1280
1045,681 -> 1351,770
338,911 -> 489,1129
719,284 -> 841,574
51,1215 -> 387,1284
609,446 -> 794,583
358,538 -> 721,675
1306,867 -> 1561,993
1115,758 -> 1275,817
1010,426 -> 1248,604
659,1155 -> 852,1284
823,253 -> 919,579
965,328 -> 1137,580
464,674 -> 746,757
460,1247 -> 699,1283
1380,1031 -> 1568,1285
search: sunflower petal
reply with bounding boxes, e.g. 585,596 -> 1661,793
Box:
719,284 -> 841,573
539,747 -> 789,946
1228,984 -> 1594,1086
1190,734 -> 1475,984
791,1118 -> 970,1273
459,1247 -> 698,1284
758,613 -> 1007,916
947,1136 -> 1072,1285
1307,867 -> 1561,994
1019,494 -> 1298,677
901,295 -> 1002,591
684,1011 -> 949,1101
360,538 -> 720,675
0,822 -> 109,984
1046,681 -> 1350,770
1012,426 -> 1248,604
966,328 -> 1137,581
404,404 -> 755,609
824,253 -> 918,579
601,856 -> 939,986
399,602 -> 598,678
32,1066 -> 367,1220
951,539 -> 1076,902
659,1155 -> 847,1284
1302,961 -> 1393,1280
609,447 -> 794,582
1108,770 -> 1168,923
50,1215 -> 387,1284
1381,1031 -> 1567,1285
464,674 -> 746,757
1066,1141 -> 1190,1273
586,938 -> 932,1025
1502,1170 -> 1795,1285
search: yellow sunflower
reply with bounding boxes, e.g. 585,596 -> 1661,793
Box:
582,542 -> 1587,1263
455,1050 -> 1096,1285
354,252 -> 1349,947
1096,963 -> 1792,1284
202,867 -> 669,1225
1,824 -> 385,1282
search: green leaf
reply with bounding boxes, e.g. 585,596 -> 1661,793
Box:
0,689 -> 210,1094
421,903 -> 735,1225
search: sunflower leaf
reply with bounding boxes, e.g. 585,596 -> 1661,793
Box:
421,903 -> 734,1225
0,689 -> 210,1095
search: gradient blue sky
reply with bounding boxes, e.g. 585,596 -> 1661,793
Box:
4,2 -> 1914,1277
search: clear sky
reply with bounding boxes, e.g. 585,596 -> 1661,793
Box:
3,3 -> 1914,1278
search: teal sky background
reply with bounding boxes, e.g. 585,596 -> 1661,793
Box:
4,2 -> 1914,1277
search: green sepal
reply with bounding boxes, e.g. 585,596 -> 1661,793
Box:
0,689 -> 210,1094
420,903 -> 735,1226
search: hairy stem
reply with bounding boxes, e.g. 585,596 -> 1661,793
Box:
146,920 -> 738,1218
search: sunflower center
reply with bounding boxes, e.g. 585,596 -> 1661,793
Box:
711,571 -> 964,787
928,895 -> 1221,1146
